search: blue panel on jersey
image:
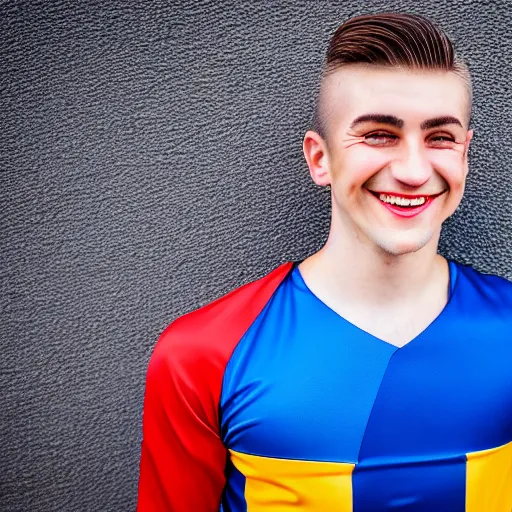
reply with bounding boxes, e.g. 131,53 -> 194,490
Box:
358,262 -> 512,462
220,266 -> 397,463
221,458 -> 247,512
353,454 -> 467,511
448,260 -> 457,298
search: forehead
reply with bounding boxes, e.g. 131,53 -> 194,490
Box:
321,65 -> 470,129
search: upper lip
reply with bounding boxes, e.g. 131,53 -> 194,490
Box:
367,190 -> 446,199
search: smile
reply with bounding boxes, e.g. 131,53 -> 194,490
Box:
367,190 -> 446,218
378,194 -> 426,207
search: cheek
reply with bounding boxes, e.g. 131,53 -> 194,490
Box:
336,146 -> 390,188
428,150 -> 467,188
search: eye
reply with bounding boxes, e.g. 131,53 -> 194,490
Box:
364,132 -> 398,146
428,133 -> 456,147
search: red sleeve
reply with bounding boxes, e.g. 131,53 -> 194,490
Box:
137,262 -> 293,511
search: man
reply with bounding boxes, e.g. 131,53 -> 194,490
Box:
137,13 -> 512,511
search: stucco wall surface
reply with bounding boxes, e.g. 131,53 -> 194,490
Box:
1,0 -> 510,510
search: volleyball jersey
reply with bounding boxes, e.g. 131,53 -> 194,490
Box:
137,261 -> 512,511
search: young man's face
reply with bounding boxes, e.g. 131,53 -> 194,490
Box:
304,65 -> 473,256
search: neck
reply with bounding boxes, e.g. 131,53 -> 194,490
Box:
300,224 -> 447,308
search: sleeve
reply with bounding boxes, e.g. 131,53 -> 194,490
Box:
137,261 -> 294,511
137,323 -> 228,511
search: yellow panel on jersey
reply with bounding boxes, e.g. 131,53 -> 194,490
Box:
466,440 -> 512,512
229,450 -> 355,511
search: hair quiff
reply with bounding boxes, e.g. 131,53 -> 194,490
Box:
315,13 -> 471,135
326,13 -> 460,71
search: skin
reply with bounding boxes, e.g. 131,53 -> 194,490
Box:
299,65 -> 473,347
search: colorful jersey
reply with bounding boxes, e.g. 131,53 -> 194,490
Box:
137,261 -> 512,511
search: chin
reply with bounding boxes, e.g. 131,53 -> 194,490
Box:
372,228 -> 435,256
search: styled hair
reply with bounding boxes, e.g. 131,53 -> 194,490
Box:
314,13 -> 471,135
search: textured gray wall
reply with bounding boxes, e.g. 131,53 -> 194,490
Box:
1,0 -> 511,510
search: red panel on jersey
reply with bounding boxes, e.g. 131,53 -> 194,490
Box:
137,262 -> 293,511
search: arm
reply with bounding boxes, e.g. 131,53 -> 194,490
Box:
137,262 -> 294,511
137,323 -> 227,511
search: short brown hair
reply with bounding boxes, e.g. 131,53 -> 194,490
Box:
314,13 -> 471,135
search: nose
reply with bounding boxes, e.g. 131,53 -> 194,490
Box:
390,140 -> 433,188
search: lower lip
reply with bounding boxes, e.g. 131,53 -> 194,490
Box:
370,193 -> 435,218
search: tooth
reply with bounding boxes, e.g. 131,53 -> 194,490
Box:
379,195 -> 429,206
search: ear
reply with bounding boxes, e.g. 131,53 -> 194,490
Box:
463,129 -> 474,175
303,130 -> 331,186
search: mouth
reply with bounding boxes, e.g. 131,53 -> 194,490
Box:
366,189 -> 447,218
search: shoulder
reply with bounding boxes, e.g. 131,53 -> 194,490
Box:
453,261 -> 512,311
149,262 -> 295,377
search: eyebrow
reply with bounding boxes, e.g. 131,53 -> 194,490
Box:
420,116 -> 463,130
350,114 -> 403,129
349,114 -> 463,130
